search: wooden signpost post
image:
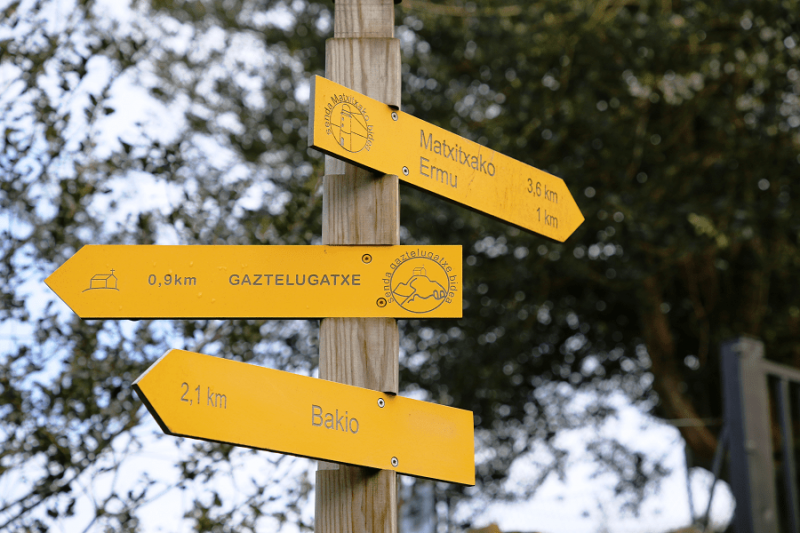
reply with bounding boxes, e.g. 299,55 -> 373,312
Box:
315,1 -> 404,531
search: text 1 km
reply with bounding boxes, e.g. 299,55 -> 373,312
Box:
537,208 -> 558,228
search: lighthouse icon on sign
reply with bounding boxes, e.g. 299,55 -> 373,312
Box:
330,102 -> 369,153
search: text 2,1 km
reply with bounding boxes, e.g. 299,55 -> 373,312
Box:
133,348 -> 476,485
180,382 -> 227,409
148,274 -> 197,287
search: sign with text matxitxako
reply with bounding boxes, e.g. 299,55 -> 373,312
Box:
134,349 -> 475,485
309,75 -> 584,242
45,245 -> 462,319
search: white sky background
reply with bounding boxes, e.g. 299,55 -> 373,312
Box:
472,394 -> 734,532
0,0 -> 735,531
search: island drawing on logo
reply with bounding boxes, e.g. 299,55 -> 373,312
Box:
391,262 -> 447,313
383,249 -> 459,314
46,245 -> 462,319
309,75 -> 584,242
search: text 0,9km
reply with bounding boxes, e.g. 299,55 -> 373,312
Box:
147,274 -> 197,287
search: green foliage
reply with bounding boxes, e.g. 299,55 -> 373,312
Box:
399,0 -> 800,455
2,0 -> 799,530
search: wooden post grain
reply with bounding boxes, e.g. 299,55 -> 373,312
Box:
316,1 -> 401,532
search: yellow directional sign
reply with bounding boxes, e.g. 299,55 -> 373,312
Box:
309,76 -> 584,242
45,245 -> 462,319
134,349 -> 475,485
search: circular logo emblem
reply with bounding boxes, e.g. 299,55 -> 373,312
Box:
390,258 -> 449,314
329,102 -> 370,153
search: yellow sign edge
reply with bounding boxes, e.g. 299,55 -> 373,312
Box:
133,350 -> 172,436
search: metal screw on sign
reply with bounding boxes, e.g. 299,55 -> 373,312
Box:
391,457 -> 399,467
391,112 -> 398,121
402,167 -> 409,176
376,297 -> 387,308
377,398 -> 385,408
362,253 -> 372,264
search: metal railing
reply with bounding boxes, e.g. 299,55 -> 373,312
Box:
722,337 -> 800,533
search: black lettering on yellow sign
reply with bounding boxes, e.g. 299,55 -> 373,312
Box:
311,404 -> 359,434
180,382 -> 226,409
420,129 -> 495,178
228,274 -> 362,286
419,156 -> 457,189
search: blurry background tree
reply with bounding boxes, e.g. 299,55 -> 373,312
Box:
1,0 -> 799,531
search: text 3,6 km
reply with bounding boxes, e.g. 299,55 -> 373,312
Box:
148,274 -> 197,287
526,179 -> 558,203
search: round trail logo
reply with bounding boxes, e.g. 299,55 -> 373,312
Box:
324,94 -> 373,153
390,258 -> 448,314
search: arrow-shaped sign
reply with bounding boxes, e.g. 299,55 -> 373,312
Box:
134,349 -> 475,485
309,75 -> 584,242
45,244 -> 462,319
